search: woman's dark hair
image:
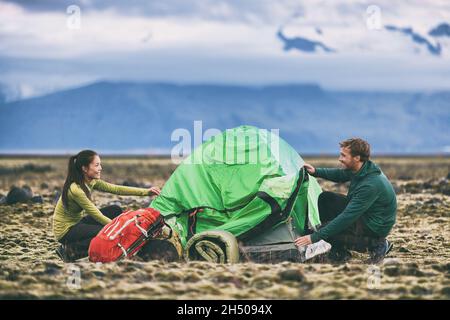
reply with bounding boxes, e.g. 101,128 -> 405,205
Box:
61,150 -> 98,208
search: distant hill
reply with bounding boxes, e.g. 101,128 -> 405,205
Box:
0,81 -> 449,154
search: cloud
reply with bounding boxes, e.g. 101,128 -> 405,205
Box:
429,23 -> 450,37
2,0 -> 304,24
385,25 -> 441,55
1,0 -> 450,98
2,0 -> 450,59
0,1 -> 286,59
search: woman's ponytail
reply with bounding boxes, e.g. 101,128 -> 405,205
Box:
61,150 -> 97,208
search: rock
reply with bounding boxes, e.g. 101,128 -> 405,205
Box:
398,175 -> 413,181
31,195 -> 43,204
122,179 -> 137,187
40,182 -> 49,189
422,182 -> 433,189
392,184 -> 402,194
441,187 -> 450,196
383,258 -> 401,266
431,262 -> 450,273
403,182 -> 422,194
399,247 -> 410,253
92,269 -> 106,278
5,185 -> 43,205
425,198 -> 442,205
384,266 -> 400,277
43,262 -> 63,276
404,263 -> 425,277
6,186 -> 33,204
215,273 -> 236,283
441,286 -> 450,297
137,239 -> 180,262
122,179 -> 152,188
0,196 -> 6,204
133,271 -> 153,282
155,270 -> 183,282
253,278 -> 273,289
278,268 -> 306,282
32,211 -> 45,217
184,273 -> 202,283
410,285 -> 430,295
108,201 -> 122,207
22,163 -> 52,173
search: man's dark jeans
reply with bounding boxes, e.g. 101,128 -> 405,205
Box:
317,191 -> 384,252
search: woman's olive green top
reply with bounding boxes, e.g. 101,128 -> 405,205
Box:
52,179 -> 150,240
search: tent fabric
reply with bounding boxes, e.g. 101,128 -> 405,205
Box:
150,125 -> 322,249
185,230 -> 240,263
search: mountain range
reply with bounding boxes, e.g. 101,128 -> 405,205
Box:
0,81 -> 449,155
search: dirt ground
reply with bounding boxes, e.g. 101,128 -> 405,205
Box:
0,156 -> 449,299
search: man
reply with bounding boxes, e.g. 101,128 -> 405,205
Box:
295,138 -> 397,264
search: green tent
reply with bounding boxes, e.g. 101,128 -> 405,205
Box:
150,125 -> 323,262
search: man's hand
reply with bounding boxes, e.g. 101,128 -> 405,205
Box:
294,235 -> 312,247
148,187 -> 161,196
304,163 -> 316,175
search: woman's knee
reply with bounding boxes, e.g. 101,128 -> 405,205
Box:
62,223 -> 103,244
100,205 -> 123,219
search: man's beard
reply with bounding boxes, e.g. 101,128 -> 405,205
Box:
340,161 -> 354,170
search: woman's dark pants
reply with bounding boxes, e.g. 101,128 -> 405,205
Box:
59,205 -> 123,259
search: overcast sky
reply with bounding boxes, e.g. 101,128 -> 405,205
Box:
1,0 -> 450,100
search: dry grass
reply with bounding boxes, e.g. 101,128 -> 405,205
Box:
0,156 -> 449,299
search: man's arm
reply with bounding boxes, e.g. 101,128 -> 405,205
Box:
310,184 -> 379,243
313,167 -> 353,183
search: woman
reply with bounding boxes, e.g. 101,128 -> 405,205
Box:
53,150 -> 160,262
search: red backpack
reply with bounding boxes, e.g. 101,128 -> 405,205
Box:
88,208 -> 167,263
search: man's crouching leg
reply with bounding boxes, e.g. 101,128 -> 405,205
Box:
326,220 -> 392,264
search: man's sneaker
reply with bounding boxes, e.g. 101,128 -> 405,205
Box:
368,239 -> 393,264
299,240 -> 332,262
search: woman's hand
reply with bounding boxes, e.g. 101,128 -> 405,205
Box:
148,187 -> 161,196
294,235 -> 312,247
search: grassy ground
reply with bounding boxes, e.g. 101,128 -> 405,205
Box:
0,156 -> 449,299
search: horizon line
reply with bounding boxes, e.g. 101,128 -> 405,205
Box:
0,153 -> 448,159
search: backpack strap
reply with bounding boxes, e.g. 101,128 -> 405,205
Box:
238,167 -> 306,241
187,208 -> 203,240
